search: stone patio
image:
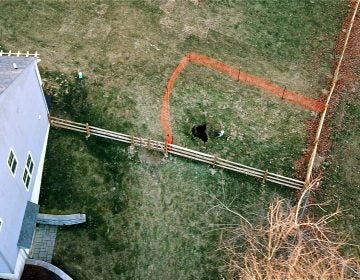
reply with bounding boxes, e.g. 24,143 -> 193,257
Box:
30,224 -> 58,262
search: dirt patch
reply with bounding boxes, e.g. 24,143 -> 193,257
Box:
295,2 -> 360,180
85,19 -> 112,39
58,13 -> 84,36
159,0 -> 215,39
182,24 -> 209,39
138,148 -> 163,166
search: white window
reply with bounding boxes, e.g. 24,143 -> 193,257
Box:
0,217 -> 3,232
22,153 -> 34,190
7,149 -> 18,176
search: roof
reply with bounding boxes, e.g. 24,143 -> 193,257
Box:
17,201 -> 40,249
0,56 -> 36,94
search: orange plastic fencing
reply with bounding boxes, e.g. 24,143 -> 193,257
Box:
161,52 -> 325,144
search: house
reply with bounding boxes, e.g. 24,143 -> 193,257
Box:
0,53 -> 50,279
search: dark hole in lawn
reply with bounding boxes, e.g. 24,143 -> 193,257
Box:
192,123 -> 208,143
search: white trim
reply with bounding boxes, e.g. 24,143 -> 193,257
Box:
0,272 -> 18,280
34,61 -> 43,86
30,125 -> 50,203
33,62 -> 50,115
0,249 -> 28,280
7,148 -> 18,177
25,259 -> 73,280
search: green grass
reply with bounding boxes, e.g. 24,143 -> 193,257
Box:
0,0 -> 348,279
317,92 -> 360,258
171,63 -> 311,174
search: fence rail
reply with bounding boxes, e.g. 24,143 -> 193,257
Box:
0,50 -> 40,57
50,116 -> 303,190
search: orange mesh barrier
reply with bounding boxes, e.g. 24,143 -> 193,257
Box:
161,52 -> 325,144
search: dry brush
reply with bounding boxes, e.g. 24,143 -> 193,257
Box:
222,182 -> 360,280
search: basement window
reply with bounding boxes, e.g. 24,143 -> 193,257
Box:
22,154 -> 34,190
7,149 -> 18,175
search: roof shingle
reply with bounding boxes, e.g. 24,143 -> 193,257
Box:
0,56 -> 36,94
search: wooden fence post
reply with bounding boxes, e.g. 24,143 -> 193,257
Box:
213,155 -> 218,168
164,141 -> 168,157
47,114 -> 52,125
262,169 -> 268,183
85,123 -> 90,139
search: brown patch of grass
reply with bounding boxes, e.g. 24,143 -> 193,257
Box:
222,183 -> 360,279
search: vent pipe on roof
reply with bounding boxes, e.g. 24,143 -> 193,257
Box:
12,63 -> 18,69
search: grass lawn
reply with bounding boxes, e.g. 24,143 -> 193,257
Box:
319,92 -> 360,258
0,0 -> 348,279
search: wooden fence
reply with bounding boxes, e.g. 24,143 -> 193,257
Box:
50,116 -> 304,190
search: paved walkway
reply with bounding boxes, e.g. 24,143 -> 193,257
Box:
30,224 -> 57,262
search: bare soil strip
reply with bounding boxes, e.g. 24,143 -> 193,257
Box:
296,1 -> 360,181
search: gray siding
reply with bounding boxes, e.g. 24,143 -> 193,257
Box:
0,60 -> 49,273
